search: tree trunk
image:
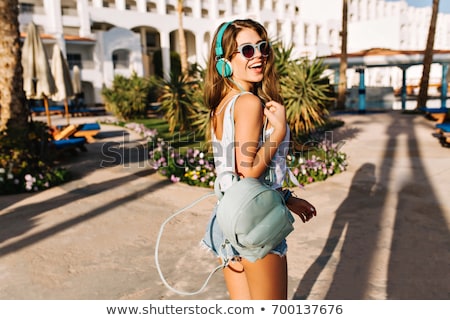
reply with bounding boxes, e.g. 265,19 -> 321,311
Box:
337,0 -> 348,110
416,0 -> 440,109
177,0 -> 189,76
0,0 -> 27,132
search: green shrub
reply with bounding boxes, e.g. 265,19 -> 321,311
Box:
102,72 -> 155,120
0,122 -> 70,194
157,73 -> 196,133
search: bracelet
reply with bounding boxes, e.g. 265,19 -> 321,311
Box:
282,189 -> 292,202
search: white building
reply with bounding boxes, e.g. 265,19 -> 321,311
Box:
18,0 -> 450,106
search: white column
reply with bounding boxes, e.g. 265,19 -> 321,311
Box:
282,20 -> 292,49
43,0 -> 61,34
360,0 -> 368,20
160,31 -> 171,80
157,0 -> 166,15
275,0 -> 282,16
238,0 -> 246,15
44,0 -> 66,55
252,0 -> 260,12
78,0 -> 93,38
193,0 -> 201,18
209,0 -> 218,20
136,0 -> 147,12
267,21 -> 277,41
116,0 -> 126,10
195,32 -> 205,67
224,0 -> 232,16
93,0 -> 103,8
262,0 -> 272,11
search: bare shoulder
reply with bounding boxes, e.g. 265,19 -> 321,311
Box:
234,93 -> 263,117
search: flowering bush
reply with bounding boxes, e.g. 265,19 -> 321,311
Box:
140,119 -> 348,188
287,139 -> 347,186
149,137 -> 216,188
0,122 -> 71,195
124,122 -> 158,143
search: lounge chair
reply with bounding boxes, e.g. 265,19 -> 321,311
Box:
420,107 -> 448,124
31,105 -> 65,116
436,123 -> 450,135
52,137 -> 86,149
434,123 -> 450,147
51,137 -> 87,155
72,123 -> 101,143
53,124 -> 78,140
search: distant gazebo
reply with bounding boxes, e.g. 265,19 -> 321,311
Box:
320,48 -> 450,110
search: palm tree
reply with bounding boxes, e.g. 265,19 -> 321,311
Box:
0,0 -> 27,132
280,58 -> 332,139
416,0 -> 440,109
273,42 -> 333,142
336,0 -> 348,110
158,73 -> 195,133
177,0 -> 189,76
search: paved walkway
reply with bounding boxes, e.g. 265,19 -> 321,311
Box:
0,111 -> 449,300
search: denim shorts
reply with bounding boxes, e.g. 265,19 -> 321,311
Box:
201,205 -> 288,261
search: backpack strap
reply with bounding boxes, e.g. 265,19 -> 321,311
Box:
154,191 -> 225,295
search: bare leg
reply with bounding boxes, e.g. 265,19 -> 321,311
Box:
241,254 -> 288,300
223,260 -> 251,299
223,254 -> 288,300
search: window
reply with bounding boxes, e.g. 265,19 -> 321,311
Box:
67,53 -> 82,69
113,49 -> 129,69
20,3 -> 34,14
146,33 -> 158,48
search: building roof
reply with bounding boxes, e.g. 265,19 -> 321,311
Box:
320,48 -> 450,69
20,32 -> 95,43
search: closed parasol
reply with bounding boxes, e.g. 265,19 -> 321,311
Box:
72,65 -> 82,95
51,44 -> 73,125
22,22 -> 56,126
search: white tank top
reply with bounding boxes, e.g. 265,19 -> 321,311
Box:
211,93 -> 291,191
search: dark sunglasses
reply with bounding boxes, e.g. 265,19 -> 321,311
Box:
234,41 -> 270,59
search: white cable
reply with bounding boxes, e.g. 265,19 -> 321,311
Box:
154,192 -> 224,296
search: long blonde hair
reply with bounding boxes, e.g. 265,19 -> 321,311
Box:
204,19 -> 282,117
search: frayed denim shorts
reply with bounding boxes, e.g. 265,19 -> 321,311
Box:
201,205 -> 288,262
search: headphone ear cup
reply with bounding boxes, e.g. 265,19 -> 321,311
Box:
215,58 -> 233,77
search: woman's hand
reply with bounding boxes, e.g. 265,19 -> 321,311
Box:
286,196 -> 317,223
264,101 -> 286,139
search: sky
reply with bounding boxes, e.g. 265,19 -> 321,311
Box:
385,0 -> 450,14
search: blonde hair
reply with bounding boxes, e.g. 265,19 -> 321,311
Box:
204,19 -> 282,117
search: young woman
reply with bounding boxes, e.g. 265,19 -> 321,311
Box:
202,19 -> 316,300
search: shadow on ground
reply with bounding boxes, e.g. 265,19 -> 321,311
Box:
293,114 -> 450,300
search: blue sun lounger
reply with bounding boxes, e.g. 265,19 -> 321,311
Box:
420,106 -> 448,123
52,137 -> 86,151
436,122 -> 450,133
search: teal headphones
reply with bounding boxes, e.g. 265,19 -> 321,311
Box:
215,21 -> 233,78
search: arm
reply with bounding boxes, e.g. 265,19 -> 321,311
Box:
282,190 -> 317,223
233,94 -> 287,179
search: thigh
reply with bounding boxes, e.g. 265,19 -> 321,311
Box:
241,254 -> 288,300
223,260 -> 251,300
